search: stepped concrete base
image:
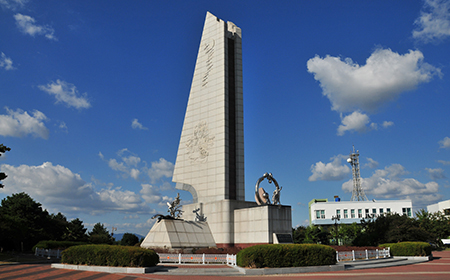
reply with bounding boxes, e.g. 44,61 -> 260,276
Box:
52,263 -> 157,274
140,219 -> 216,249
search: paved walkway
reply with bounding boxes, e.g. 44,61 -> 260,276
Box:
1,251 -> 450,279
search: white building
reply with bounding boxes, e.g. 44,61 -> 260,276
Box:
309,197 -> 413,226
427,200 -> 450,216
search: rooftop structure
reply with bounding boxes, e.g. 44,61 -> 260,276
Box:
309,197 -> 413,226
427,200 -> 450,217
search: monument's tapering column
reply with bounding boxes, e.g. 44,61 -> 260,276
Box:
171,12 -> 291,248
173,12 -> 245,204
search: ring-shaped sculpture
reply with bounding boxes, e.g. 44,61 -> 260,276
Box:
255,173 -> 282,205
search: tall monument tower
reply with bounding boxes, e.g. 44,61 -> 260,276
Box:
172,12 -> 291,248
173,11 -> 245,204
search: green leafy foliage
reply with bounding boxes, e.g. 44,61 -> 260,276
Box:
293,225 -> 331,244
61,245 -> 159,267
415,209 -> 450,242
379,241 -> 432,256
120,233 -> 140,246
338,223 -> 362,245
353,213 -> 429,246
0,192 -> 90,251
236,244 -> 336,268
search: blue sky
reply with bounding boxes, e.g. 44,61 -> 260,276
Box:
1,0 -> 449,236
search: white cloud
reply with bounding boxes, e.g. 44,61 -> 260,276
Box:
140,183 -> 163,204
382,121 -> 394,128
0,107 -> 49,139
0,162 -> 149,214
0,52 -> 14,70
135,218 -> 156,230
364,158 -> 379,169
337,111 -> 371,136
426,167 -> 446,180
413,0 -> 450,43
147,158 -> 174,183
0,0 -> 28,10
130,168 -> 140,180
309,155 -> 351,181
438,160 -> 450,165
342,163 -> 442,206
439,136 -> 450,149
337,111 -> 395,135
307,48 -> 440,113
101,149 -> 143,180
108,158 -> 128,173
14,13 -> 56,40
100,149 -> 173,183
132,119 -> 148,130
38,80 -> 91,109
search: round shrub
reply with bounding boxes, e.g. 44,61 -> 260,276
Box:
236,244 -> 336,268
379,241 -> 432,256
61,245 -> 159,267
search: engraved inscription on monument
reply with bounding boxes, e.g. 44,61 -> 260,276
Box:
186,121 -> 215,163
202,39 -> 215,87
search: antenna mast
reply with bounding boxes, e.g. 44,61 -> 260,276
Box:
347,146 -> 367,201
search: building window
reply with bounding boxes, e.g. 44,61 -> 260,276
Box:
372,208 -> 377,217
315,210 -> 325,219
402,208 -> 412,217
387,208 -> 391,214
365,209 -> 370,218
379,208 -> 384,215
336,209 -> 341,219
351,209 -> 355,218
444,208 -> 450,216
358,209 -> 362,218
344,209 -> 348,219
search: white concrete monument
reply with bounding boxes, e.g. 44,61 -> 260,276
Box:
171,12 -> 292,248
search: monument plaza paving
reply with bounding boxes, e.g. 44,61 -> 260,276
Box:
1,250 -> 450,280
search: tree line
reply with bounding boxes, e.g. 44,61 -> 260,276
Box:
0,192 -> 139,251
293,210 -> 450,247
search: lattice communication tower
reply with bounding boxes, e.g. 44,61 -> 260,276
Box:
347,146 -> 368,201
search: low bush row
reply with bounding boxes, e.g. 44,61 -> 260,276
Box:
236,244 -> 336,268
61,245 -> 159,267
379,241 -> 432,256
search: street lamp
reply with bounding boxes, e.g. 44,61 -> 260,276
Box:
331,215 -> 340,245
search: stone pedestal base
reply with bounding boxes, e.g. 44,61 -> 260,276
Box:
140,219 -> 215,249
182,200 -> 292,247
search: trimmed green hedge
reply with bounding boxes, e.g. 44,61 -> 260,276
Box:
61,245 -> 159,267
32,241 -> 87,252
379,241 -> 432,256
236,244 -> 336,268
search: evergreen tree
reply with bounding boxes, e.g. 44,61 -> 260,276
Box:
63,218 -> 88,242
45,212 -> 69,241
120,233 -> 139,246
88,222 -> 113,244
0,192 -> 50,250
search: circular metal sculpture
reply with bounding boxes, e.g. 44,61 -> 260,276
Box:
255,173 -> 282,206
